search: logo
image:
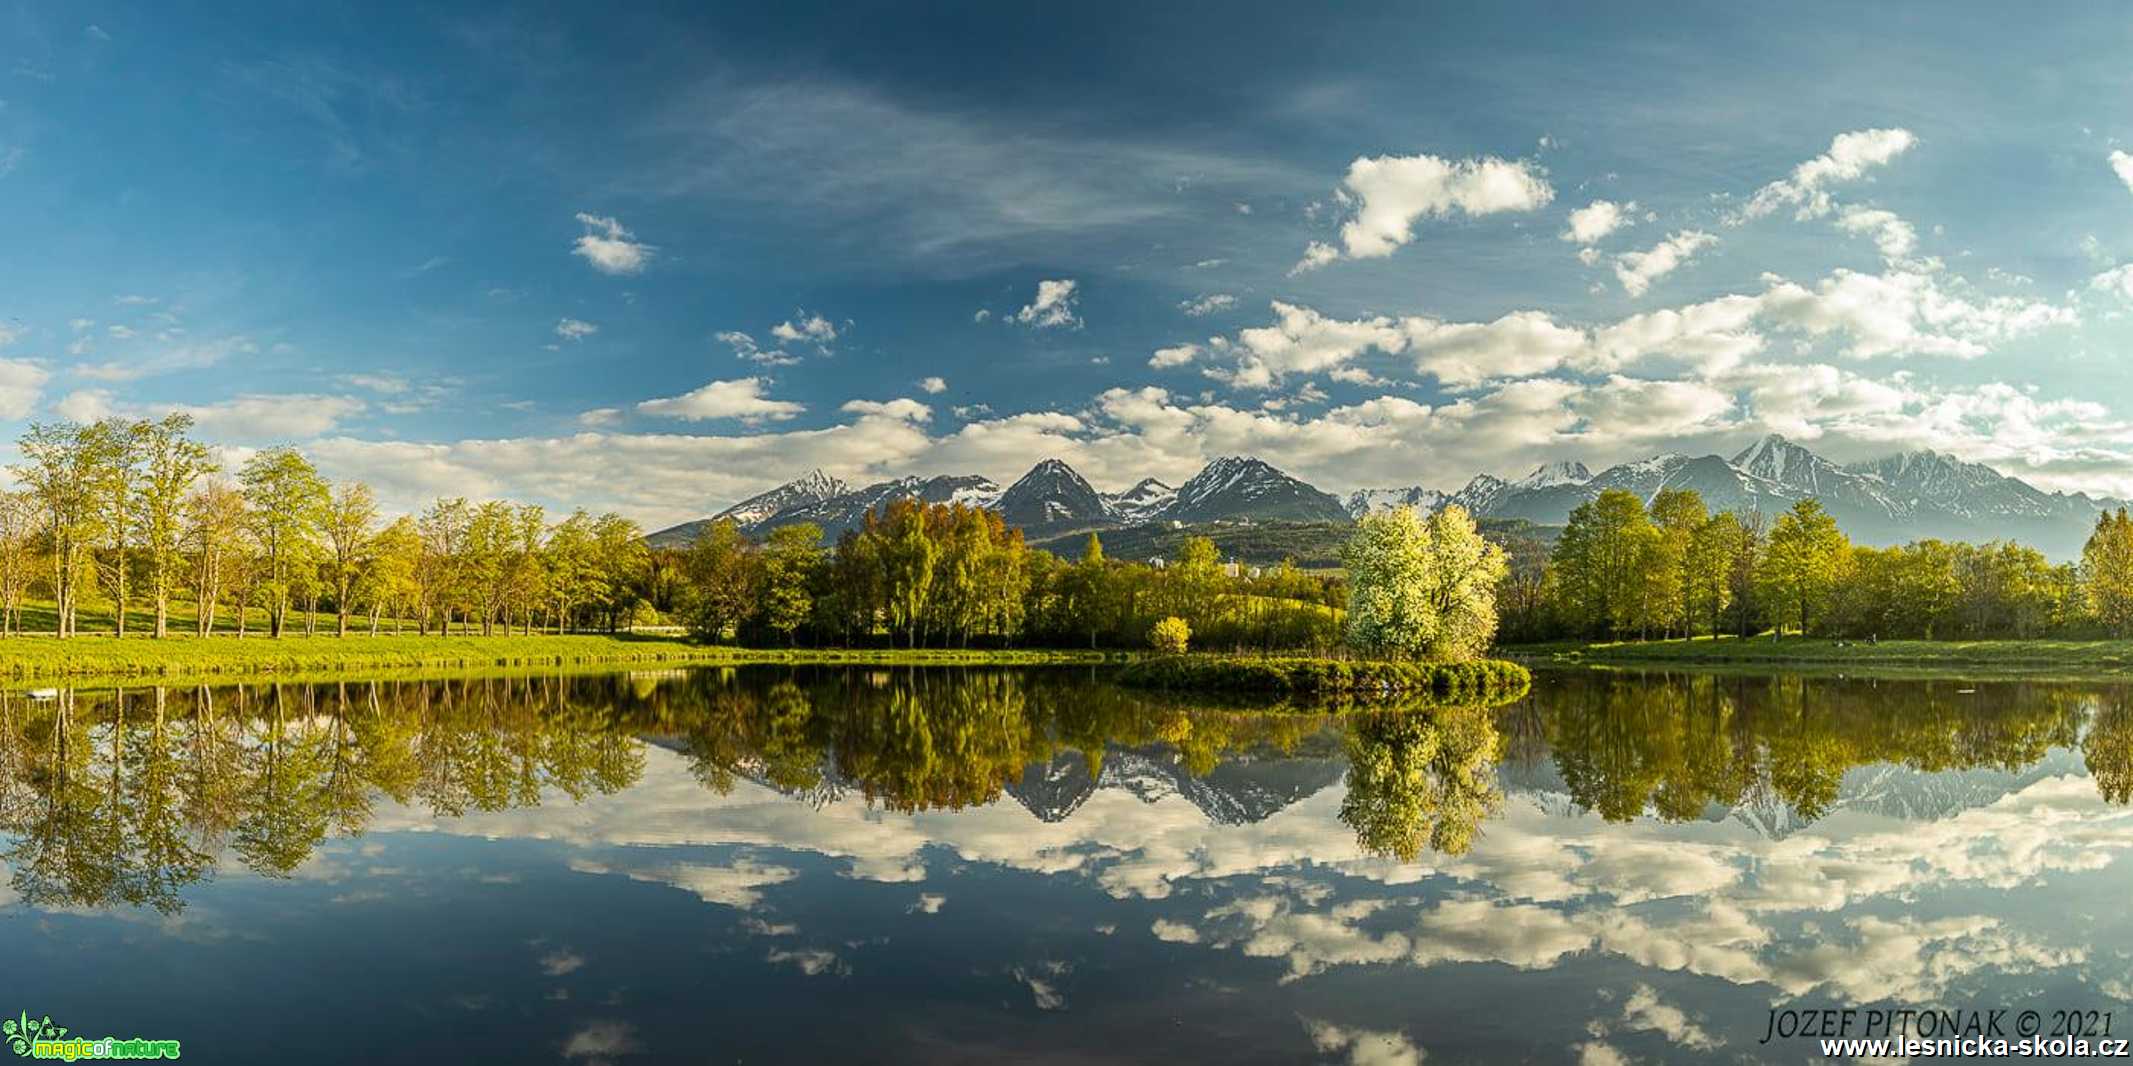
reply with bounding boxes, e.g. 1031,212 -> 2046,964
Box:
3,1013 -> 180,1061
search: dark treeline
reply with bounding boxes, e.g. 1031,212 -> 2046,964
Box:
673,498 -> 1345,652
1501,486 -> 2133,643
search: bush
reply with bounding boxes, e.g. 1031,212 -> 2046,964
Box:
1148,616 -> 1191,654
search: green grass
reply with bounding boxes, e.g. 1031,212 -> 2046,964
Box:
1117,653 -> 1530,703
1513,634 -> 2133,675
0,633 -> 1116,684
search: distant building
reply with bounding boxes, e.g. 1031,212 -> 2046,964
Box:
1148,556 -> 1166,569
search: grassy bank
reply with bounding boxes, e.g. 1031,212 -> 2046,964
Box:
0,634 -> 1117,683
1515,635 -> 2133,674
1117,654 -> 1530,703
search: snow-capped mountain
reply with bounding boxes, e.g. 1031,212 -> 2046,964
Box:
1344,486 -> 1450,518
757,473 -> 1002,539
1158,456 -> 1349,523
993,459 -> 1114,533
1105,478 -> 1176,523
1006,746 -> 1347,826
649,438 -> 2123,558
644,469 -> 850,547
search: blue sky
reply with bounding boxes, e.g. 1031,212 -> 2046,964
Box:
5,2 -> 2133,526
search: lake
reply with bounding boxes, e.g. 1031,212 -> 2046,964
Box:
4,666 -> 2130,1063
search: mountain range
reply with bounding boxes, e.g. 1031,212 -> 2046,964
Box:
646,435 -> 2125,558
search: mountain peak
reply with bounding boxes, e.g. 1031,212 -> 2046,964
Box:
1162,455 -> 1346,523
1515,460 -> 1592,489
995,458 -> 1108,530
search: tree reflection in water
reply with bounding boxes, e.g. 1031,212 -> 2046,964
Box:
2,667 -> 2131,915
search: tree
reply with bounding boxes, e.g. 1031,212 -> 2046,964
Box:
185,481 -> 248,636
1343,507 -> 1439,658
1684,512 -> 1747,638
1551,489 -> 1657,639
365,517 -> 421,634
876,500 -> 936,648
756,524 -> 823,646
239,448 -> 330,637
2084,509 -> 2133,637
682,520 -> 758,643
1756,499 -> 1850,637
133,414 -> 215,638
416,498 -> 470,635
0,491 -> 36,635
14,422 -> 107,637
1148,616 -> 1191,654
1647,489 -> 1707,638
1418,506 -> 1508,660
589,513 -> 647,632
84,418 -> 144,636
322,482 -> 379,638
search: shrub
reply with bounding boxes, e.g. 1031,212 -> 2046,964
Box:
1148,616 -> 1192,654
1115,654 -> 1530,706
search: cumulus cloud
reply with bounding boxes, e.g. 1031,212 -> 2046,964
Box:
1740,128 -> 1917,221
0,359 -> 49,419
1613,230 -> 1718,296
1834,205 -> 1918,260
1299,152 -> 1553,270
1561,199 -> 1633,245
1148,344 -> 1200,369
770,311 -> 839,349
554,318 -> 599,341
2111,150 -> 2133,197
635,377 -> 804,422
1302,1019 -> 1426,1066
572,212 -> 653,275
2091,264 -> 2133,301
1013,279 -> 1081,329
917,376 -> 947,394
1179,293 -> 1237,317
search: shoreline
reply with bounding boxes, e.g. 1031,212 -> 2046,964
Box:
1505,636 -> 2133,677
0,634 -> 1120,685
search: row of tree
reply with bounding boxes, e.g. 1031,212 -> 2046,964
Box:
676,498 -> 1349,651
1507,486 -> 2133,642
5,418 -> 651,638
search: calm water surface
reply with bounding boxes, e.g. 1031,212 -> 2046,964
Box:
4,666 -> 2131,1063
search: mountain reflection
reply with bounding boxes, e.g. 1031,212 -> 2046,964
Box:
2,667 -> 2131,915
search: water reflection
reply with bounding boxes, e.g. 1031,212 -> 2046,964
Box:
7,666 -> 2133,1063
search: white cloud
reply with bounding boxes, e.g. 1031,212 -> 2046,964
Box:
716,330 -> 799,367
1618,985 -> 1719,1050
971,309 -> 992,323
1290,241 -> 1341,275
2090,264 -> 2133,301
2111,150 -> 2133,197
338,373 -> 410,395
561,1021 -> 640,1061
1148,344 -> 1200,369
0,359 -> 47,418
909,893 -> 946,914
576,407 -> 622,427
1562,199 -> 1633,244
636,377 -> 804,423
1179,293 -> 1236,317
1302,1019 -> 1426,1066
53,387 -> 112,422
1613,230 -> 1718,297
1013,279 -> 1081,329
1834,205 -> 1918,260
918,376 -> 947,394
555,318 -> 599,341
572,212 -> 654,275
1304,152 -> 1553,268
1741,128 -> 1917,220
770,311 -> 839,349
538,950 -> 586,977
1150,919 -> 1201,943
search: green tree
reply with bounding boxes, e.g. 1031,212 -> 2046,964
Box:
1418,505 -> 1508,661
323,482 -> 379,637
2084,509 -> 2133,637
683,519 -> 759,643
1342,507 -> 1439,658
14,423 -> 105,637
1756,499 -> 1850,637
133,414 -> 215,638
1551,489 -> 1657,639
1684,511 -> 1747,637
757,524 -> 823,646
239,449 -> 330,638
1648,489 -> 1707,638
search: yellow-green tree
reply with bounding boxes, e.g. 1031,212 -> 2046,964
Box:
1755,499 -> 1849,637
2084,509 -> 2133,637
